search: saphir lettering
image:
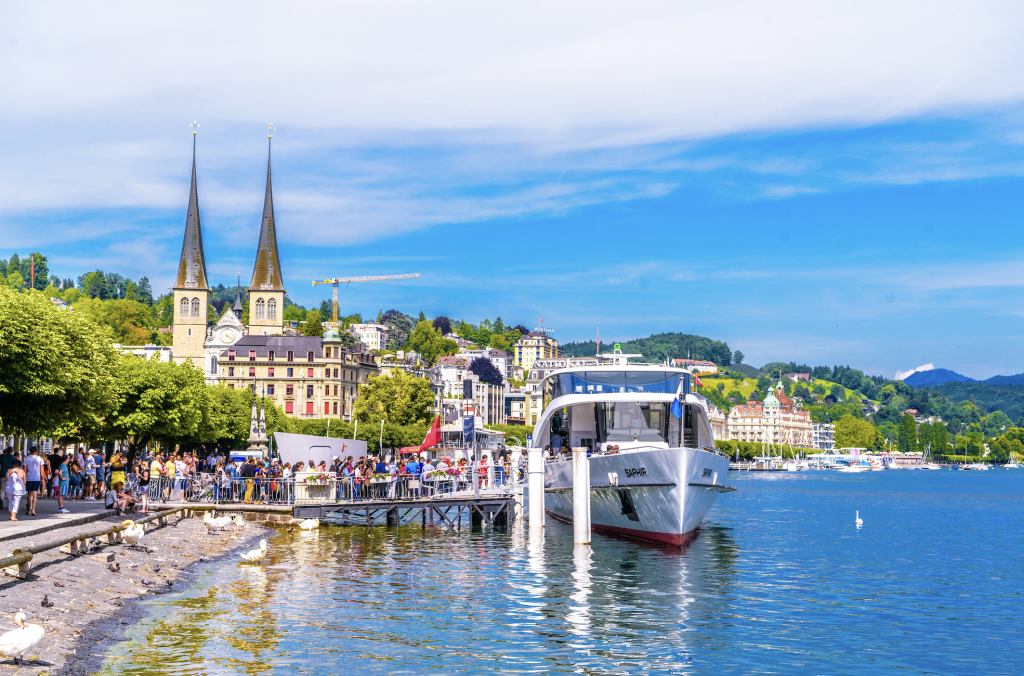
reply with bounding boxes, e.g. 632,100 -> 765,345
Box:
623,467 -> 647,478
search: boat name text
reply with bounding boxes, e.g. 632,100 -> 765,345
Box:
623,467 -> 647,478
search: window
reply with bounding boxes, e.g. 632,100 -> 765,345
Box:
267,298 -> 277,319
179,297 -> 189,317
307,368 -> 314,378
229,384 -> 234,390
333,368 -> 339,378
228,367 -> 235,377
306,402 -> 314,415
287,367 -> 294,377
268,350 -> 275,362
228,350 -> 235,362
324,384 -> 330,396
249,367 -> 256,377
286,384 -> 293,396
307,351 -> 314,363
333,402 -> 338,415
267,384 -> 275,395
287,351 -> 294,362
255,298 -> 265,320
268,367 -> 274,377
250,353 -> 256,362
306,385 -> 314,398
191,297 -> 201,318
333,385 -> 338,396
285,401 -> 294,414
324,402 -> 330,415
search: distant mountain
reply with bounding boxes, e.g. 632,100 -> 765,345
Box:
982,373 -> 1024,386
903,368 -> 975,387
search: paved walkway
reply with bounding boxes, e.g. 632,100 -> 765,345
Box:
0,495 -> 119,543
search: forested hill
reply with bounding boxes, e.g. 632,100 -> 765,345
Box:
560,332 -> 733,366
923,382 -> 1024,421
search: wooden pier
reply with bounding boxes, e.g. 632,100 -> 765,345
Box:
293,494 -> 516,530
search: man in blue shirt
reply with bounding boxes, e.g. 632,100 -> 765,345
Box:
405,456 -> 420,498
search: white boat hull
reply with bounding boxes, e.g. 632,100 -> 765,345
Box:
543,447 -> 731,547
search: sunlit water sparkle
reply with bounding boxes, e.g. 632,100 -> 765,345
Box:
99,470 -> 1023,675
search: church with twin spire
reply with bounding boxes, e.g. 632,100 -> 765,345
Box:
170,133 -> 377,421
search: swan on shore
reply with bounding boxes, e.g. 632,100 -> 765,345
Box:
121,520 -> 146,549
0,612 -> 44,666
231,515 -> 244,526
299,518 -> 320,531
204,512 -> 226,534
212,513 -> 233,528
240,540 -> 267,564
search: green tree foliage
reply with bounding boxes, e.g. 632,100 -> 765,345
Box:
835,414 -> 884,451
733,350 -> 744,364
6,270 -> 25,291
72,297 -> 164,345
382,309 -> 415,349
898,413 -> 917,452
354,370 -> 434,427
484,424 -> 529,446
469,356 -> 503,386
561,332 -> 732,366
283,303 -> 305,323
405,320 -> 458,364
0,287 -> 118,436
302,310 -> 324,337
319,300 -> 332,322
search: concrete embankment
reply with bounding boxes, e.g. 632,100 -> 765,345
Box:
0,509 -> 280,675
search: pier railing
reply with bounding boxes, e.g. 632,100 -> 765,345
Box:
140,470 -> 516,507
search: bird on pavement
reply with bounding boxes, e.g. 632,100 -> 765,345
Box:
121,520 -> 146,549
0,612 -> 44,666
39,596 -> 53,609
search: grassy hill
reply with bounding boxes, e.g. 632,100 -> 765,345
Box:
561,332 -> 733,366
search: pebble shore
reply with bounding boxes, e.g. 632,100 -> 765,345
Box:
0,512 -> 272,675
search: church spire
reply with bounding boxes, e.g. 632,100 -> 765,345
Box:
233,269 -> 243,318
249,131 -> 285,292
174,131 -> 209,290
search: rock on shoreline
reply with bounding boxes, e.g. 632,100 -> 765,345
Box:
0,513 -> 272,675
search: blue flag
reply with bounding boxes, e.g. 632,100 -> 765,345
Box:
670,397 -> 683,419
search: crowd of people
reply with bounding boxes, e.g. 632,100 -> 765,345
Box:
1,443 -> 520,518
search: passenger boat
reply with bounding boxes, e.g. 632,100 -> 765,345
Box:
532,364 -> 733,547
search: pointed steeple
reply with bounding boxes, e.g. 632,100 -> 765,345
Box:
249,136 -> 285,291
233,270 -> 243,318
174,135 -> 209,290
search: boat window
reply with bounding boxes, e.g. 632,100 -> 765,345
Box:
594,402 -> 668,443
551,371 -> 688,398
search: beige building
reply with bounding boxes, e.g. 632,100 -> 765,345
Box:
726,382 -> 813,447
514,331 -> 562,370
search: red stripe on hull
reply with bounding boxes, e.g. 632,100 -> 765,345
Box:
546,510 -> 697,547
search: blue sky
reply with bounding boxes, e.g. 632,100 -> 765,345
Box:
3,1 -> 1024,379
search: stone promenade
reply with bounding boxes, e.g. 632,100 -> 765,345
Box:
0,512 -> 270,675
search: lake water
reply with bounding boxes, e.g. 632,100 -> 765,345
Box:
100,470 -> 1024,675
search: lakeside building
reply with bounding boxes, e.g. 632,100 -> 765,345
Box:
166,136 -> 377,420
725,382 -> 813,447
505,390 -> 527,425
514,331 -> 562,370
812,422 -> 836,451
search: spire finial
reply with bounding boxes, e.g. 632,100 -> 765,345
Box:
191,120 -> 200,136
268,122 -> 275,139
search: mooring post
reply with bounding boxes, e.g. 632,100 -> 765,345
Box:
386,507 -> 399,528
528,446 -> 544,529
572,446 -> 591,545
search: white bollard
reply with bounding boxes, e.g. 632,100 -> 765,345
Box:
528,446 -> 544,529
572,446 -> 591,545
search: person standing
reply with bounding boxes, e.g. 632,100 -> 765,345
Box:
47,447 -> 63,498
24,446 -> 43,516
241,456 -> 256,503
109,453 -> 126,492
5,459 -> 26,521
83,450 -> 97,500
0,447 -> 16,511
56,455 -> 70,514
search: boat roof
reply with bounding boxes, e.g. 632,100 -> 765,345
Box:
539,364 -> 690,384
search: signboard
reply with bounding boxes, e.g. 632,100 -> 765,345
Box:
463,415 -> 475,443
527,434 -> 533,447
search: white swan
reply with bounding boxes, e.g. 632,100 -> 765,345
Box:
0,612 -> 44,666
121,520 -> 146,548
213,514 -> 233,528
299,518 -> 320,531
855,511 -> 863,525
231,515 -> 244,526
240,540 -> 267,564
203,512 -> 226,533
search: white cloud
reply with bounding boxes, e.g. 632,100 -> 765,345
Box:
895,363 -> 935,381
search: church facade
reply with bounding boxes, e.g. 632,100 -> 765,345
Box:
170,137 -> 377,421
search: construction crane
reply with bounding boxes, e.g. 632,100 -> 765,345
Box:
312,273 -> 420,325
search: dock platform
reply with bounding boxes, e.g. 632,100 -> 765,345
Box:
293,494 -> 516,529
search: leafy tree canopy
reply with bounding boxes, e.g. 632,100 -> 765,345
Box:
405,320 -> 458,364
354,370 -> 434,427
561,332 -> 732,366
470,356 -> 503,386
302,310 -> 324,337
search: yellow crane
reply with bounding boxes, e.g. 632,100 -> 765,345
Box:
312,273 -> 420,325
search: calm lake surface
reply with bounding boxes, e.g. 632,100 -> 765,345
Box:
100,470 -> 1024,675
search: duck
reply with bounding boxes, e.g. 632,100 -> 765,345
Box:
299,518 -> 320,531
855,511 -> 863,526
121,520 -> 146,549
203,512 -> 226,534
240,540 -> 267,564
0,612 -> 44,666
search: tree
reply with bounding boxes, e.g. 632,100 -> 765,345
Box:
23,253 -> 49,291
354,370 -> 434,426
512,324 -> 530,335
0,287 -> 118,436
6,254 -> 20,277
470,356 -> 503,386
406,320 -> 458,364
733,350 -> 744,364
835,414 -> 884,450
898,414 -> 917,453
382,309 -> 413,349
6,270 -> 25,291
319,300 -> 332,322
82,271 -> 107,299
302,310 -> 324,337
418,311 -> 426,322
135,277 -> 153,305
282,304 -> 305,323
72,297 -> 160,345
